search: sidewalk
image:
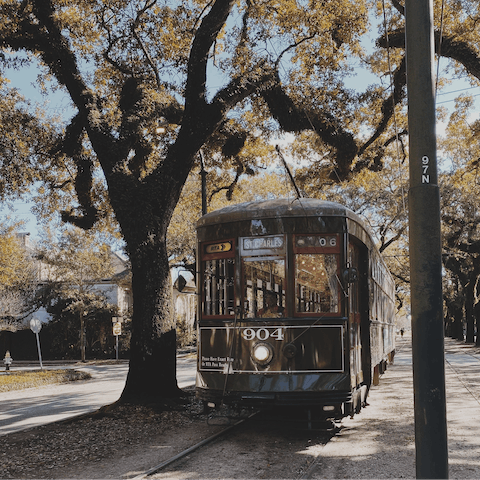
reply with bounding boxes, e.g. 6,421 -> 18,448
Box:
303,335 -> 480,479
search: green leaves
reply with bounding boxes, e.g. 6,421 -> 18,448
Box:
0,221 -> 34,289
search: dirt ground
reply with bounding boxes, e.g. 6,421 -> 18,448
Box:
1,335 -> 480,479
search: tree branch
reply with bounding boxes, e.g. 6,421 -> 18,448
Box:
357,56 -> 407,158
210,69 -> 275,117
378,30 -> 480,82
379,225 -> 407,253
30,0 -> 95,111
100,9 -> 134,76
132,0 -> 161,88
209,159 -> 245,201
28,0 -> 133,179
391,0 -> 405,16
61,153 -> 99,230
184,0 -> 236,114
275,35 -> 318,70
260,70 -> 358,181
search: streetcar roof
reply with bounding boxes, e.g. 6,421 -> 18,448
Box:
196,198 -> 369,231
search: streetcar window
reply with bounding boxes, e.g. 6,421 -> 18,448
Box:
202,258 -> 235,316
242,258 -> 286,318
295,254 -> 339,314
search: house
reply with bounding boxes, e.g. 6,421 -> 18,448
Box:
17,233 -> 133,326
0,233 -> 133,360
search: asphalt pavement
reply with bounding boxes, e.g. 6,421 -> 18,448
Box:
0,355 -> 197,436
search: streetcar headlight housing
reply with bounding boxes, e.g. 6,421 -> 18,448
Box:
252,342 -> 274,366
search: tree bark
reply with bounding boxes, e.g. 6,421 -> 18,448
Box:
465,280 -> 475,343
475,302 -> 480,347
120,237 -> 181,402
475,279 -> 480,347
103,160 -> 189,402
445,296 -> 464,341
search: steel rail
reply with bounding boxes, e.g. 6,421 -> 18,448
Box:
130,412 -> 257,479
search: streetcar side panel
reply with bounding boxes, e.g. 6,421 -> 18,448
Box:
347,218 -> 396,383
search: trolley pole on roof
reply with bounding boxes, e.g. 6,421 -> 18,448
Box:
405,0 -> 448,478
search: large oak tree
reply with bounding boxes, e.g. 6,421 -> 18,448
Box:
2,0 -> 480,402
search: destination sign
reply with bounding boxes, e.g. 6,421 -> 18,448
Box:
243,236 -> 284,251
205,242 -> 232,254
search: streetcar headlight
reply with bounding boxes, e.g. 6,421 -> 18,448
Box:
252,342 -> 273,366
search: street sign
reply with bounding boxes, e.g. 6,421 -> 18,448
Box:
30,318 -> 42,334
112,319 -> 122,361
29,318 -> 43,370
113,322 -> 122,336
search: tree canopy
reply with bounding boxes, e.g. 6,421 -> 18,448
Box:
0,221 -> 37,330
2,0 -> 480,400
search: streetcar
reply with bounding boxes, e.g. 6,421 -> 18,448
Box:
195,198 -> 395,420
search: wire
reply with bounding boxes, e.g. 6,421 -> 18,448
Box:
437,93 -> 480,105
275,145 -> 303,199
437,85 -> 480,96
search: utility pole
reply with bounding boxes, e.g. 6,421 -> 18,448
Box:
405,0 -> 448,478
199,150 -> 208,216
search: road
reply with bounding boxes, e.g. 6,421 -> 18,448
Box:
0,355 -> 197,436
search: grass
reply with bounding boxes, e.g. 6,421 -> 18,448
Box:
0,369 -> 92,392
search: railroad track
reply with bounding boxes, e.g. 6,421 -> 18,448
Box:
128,408 -> 335,479
130,337 -> 411,480
130,412 -> 258,479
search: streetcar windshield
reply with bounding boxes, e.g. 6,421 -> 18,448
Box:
243,258 -> 286,318
295,253 -> 339,314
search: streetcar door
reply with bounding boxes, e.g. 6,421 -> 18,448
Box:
348,241 -> 363,388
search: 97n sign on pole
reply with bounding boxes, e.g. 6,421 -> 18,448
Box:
405,0 -> 448,477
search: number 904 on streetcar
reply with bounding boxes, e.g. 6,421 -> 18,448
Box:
195,198 -> 395,419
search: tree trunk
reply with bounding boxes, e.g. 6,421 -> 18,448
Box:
453,308 -> 464,341
80,311 -> 86,362
451,304 -> 464,341
475,301 -> 480,346
465,281 -> 475,343
104,121 -> 199,403
445,293 -> 464,340
119,228 -> 182,403
444,297 -> 454,338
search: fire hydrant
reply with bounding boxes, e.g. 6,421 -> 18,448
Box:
3,351 -> 12,371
